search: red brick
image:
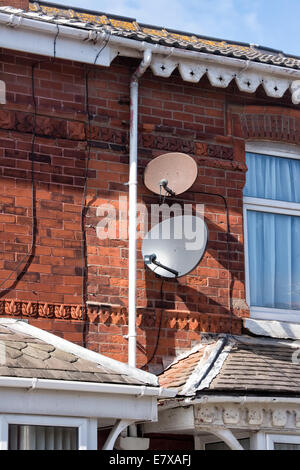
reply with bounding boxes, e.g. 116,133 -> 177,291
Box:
0,48 -> 289,361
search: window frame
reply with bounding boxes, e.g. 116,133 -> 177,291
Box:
244,142 -> 300,323
266,433 -> 300,450
194,432 -> 251,450
0,414 -> 95,450
251,431 -> 300,450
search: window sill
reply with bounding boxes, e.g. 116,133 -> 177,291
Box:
244,318 -> 300,340
251,307 -> 300,323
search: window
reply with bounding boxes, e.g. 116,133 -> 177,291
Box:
8,425 -> 78,450
194,433 -> 250,450
205,438 -> 250,450
0,415 -> 96,450
266,434 -> 300,450
244,143 -> 300,322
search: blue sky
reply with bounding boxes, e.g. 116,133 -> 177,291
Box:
46,0 -> 299,57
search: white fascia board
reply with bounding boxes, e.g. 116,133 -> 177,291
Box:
0,12 -> 120,66
0,319 -> 159,387
0,8 -> 298,78
0,385 -> 158,421
0,375 -> 171,398
0,9 -> 300,100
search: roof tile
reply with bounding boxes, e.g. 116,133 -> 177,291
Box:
159,336 -> 300,396
0,322 -> 158,387
18,2 -> 299,70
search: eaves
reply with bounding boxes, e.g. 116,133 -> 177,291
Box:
0,7 -> 300,103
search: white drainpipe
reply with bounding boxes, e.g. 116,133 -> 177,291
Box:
128,49 -> 152,368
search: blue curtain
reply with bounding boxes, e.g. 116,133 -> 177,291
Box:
245,152 -> 300,310
247,211 -> 300,310
244,152 -> 300,202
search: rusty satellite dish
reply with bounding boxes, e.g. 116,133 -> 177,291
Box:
142,215 -> 208,279
144,152 -> 198,196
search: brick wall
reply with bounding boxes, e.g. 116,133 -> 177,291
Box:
0,48 -> 298,369
0,1 -> 29,9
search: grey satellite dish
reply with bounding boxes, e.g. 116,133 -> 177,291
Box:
142,215 -> 208,278
144,152 -> 198,196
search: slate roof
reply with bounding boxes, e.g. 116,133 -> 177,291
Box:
159,345 -> 207,393
2,1 -> 299,70
0,320 -> 158,386
159,335 -> 300,396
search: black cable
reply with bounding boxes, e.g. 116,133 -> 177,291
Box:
81,67 -> 92,347
0,25 -> 62,297
141,279 -> 165,370
0,63 -> 39,296
94,32 -> 111,66
80,37 -> 111,347
53,24 -> 60,59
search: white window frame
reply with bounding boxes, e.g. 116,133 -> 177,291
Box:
0,414 -> 97,450
194,432 -> 251,450
266,433 -> 300,450
244,142 -> 300,323
251,431 -> 300,450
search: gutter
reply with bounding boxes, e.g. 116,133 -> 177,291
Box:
0,9 -> 300,83
0,376 -> 176,398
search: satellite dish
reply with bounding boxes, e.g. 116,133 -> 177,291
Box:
142,215 -> 208,278
144,152 -> 198,196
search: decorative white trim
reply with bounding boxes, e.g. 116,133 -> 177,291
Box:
150,54 -> 295,99
102,419 -> 134,451
0,9 -> 299,102
194,401 -> 300,433
145,397 -> 300,450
